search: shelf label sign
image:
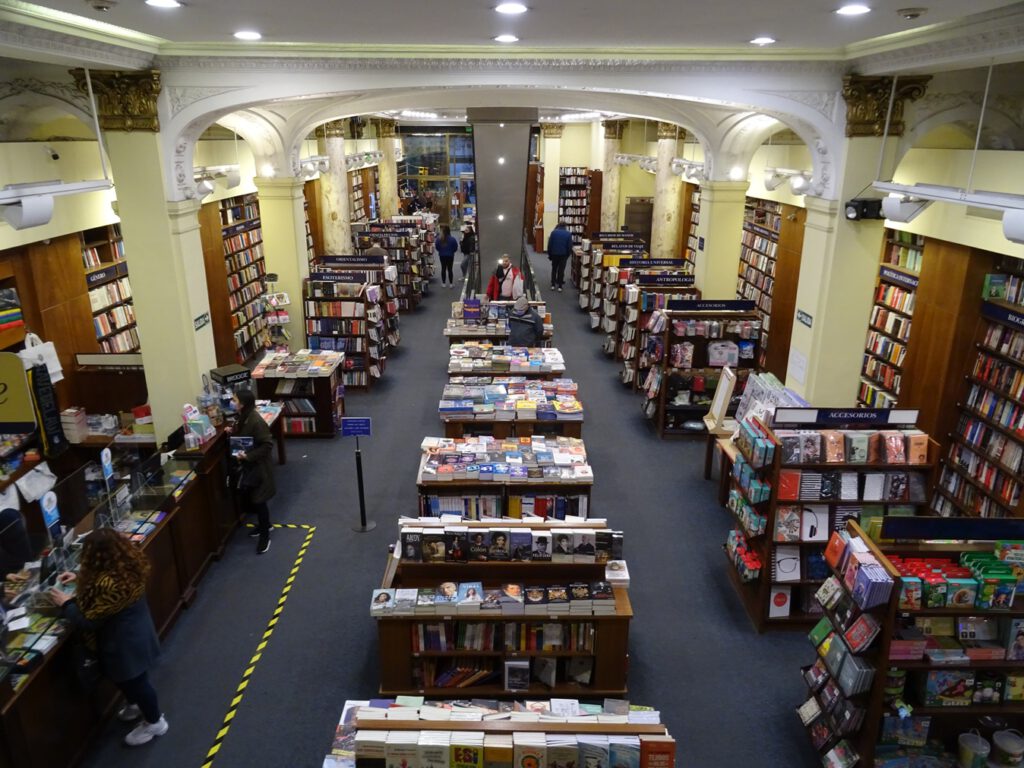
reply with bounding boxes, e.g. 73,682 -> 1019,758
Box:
41,491 -> 61,542
310,271 -> 367,282
193,312 -> 210,332
796,309 -> 814,328
698,237 -> 705,251
879,266 -> 920,290
637,273 -> 696,286
982,300 -> 1024,331
619,258 -> 684,267
773,407 -> 920,427
100,447 -> 114,482
666,299 -> 756,312
341,417 -> 372,437
0,352 -> 37,433
320,255 -> 386,266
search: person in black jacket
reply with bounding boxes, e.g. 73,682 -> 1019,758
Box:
50,528 -> 166,746
436,225 -> 459,287
459,224 -> 477,278
507,295 -> 544,347
231,388 -> 276,554
0,507 -> 32,582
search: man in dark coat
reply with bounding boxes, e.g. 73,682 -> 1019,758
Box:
546,221 -> 574,292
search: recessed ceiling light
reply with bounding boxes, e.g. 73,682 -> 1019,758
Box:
749,36 -> 776,46
494,34 -> 519,43
234,30 -> 262,41
146,0 -> 182,7
495,2 -> 528,13
836,3 -> 871,15
498,214 -> 505,221
498,157 -> 506,164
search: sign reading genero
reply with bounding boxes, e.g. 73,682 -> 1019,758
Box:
0,352 -> 37,433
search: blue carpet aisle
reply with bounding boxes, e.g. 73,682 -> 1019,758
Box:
79,268 -> 819,768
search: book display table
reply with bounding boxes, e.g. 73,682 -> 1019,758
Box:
439,377 -> 583,439
446,299 -> 553,346
252,350 -> 345,437
448,344 -> 566,378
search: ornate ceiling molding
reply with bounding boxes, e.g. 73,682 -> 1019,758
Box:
166,85 -> 245,118
841,75 -> 930,138
657,121 -> 683,140
910,91 -> 1024,130
753,89 -> 839,123
320,119 -> 347,139
71,69 -> 162,132
0,76 -> 91,113
541,123 -> 564,139
603,120 -> 627,140
0,19 -> 154,70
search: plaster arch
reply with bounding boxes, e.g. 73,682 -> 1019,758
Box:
0,90 -> 95,141
897,102 -> 1022,164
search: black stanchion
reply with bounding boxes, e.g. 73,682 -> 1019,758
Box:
351,435 -> 375,532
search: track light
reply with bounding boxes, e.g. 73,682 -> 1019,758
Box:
764,167 -> 812,194
844,197 -> 883,220
195,177 -> 215,198
0,179 -> 113,230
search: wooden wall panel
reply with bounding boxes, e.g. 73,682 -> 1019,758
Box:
762,204 -> 805,379
197,202 -> 236,366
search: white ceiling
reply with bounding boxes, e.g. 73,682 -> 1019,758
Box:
23,0 -> 1024,49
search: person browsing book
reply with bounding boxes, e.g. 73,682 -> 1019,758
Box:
364,239 -> 389,264
229,389 -> 276,554
436,225 -> 459,288
486,255 -> 524,300
49,528 -> 168,747
507,295 -> 544,347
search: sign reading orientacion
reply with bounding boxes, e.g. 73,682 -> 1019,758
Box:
637,274 -> 696,286
341,417 -> 372,437
193,312 -> 211,332
320,255 -> 386,266
772,407 -> 920,427
665,299 -> 756,312
983,300 -> 1024,331
796,309 -> 813,329
0,352 -> 37,433
879,266 -> 920,290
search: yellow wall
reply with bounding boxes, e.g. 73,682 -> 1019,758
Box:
192,139 -> 258,203
558,124 -> 595,167
617,127 -> 656,226
746,144 -> 812,208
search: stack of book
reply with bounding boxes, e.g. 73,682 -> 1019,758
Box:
400,526 -> 621,563
0,287 -> 24,331
251,349 -> 344,378
449,344 -> 567,375
417,436 -> 594,486
439,379 -> 583,423
371,581 -> 619,618
60,407 -> 88,444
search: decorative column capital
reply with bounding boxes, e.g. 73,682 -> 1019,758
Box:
657,121 -> 683,141
70,69 -> 161,132
321,119 -> 347,139
841,74 -> 931,137
603,120 -> 627,140
541,123 -> 564,139
349,117 -> 365,139
373,118 -> 397,138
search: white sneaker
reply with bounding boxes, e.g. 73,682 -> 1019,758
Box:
124,716 -> 168,746
118,703 -> 142,722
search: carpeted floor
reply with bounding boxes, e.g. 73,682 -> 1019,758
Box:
80,260 -> 819,768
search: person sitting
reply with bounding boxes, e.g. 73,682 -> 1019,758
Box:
486,255 -> 524,300
507,295 -> 544,347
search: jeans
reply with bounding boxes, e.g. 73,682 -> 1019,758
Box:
118,671 -> 161,723
440,256 -> 454,284
551,255 -> 568,287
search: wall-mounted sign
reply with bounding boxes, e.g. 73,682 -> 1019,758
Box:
193,312 -> 211,332
796,309 -> 813,329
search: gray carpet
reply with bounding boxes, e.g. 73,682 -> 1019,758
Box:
79,263 -> 819,768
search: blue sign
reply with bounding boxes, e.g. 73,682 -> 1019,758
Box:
310,271 -> 366,283
666,299 -> 756,312
879,266 -> 920,290
320,255 -> 386,266
982,300 -> 1024,331
341,417 -> 372,437
619,258 -> 684,267
698,237 -> 705,251
637,274 -> 696,286
772,407 -> 920,427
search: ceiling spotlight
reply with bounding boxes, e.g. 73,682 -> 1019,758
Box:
494,34 -> 519,43
729,166 -> 746,181
835,4 -> 871,15
497,214 -> 505,221
145,0 -> 182,7
498,157 -> 506,165
234,30 -> 262,40
317,158 -> 330,173
495,2 -> 528,13
897,7 -> 927,20
788,174 -> 810,194
764,170 -> 786,191
881,194 -> 931,222
844,198 -> 883,220
749,36 -> 776,46
195,177 -> 215,197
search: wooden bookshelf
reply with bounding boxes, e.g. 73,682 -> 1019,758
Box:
682,182 -> 700,273
79,224 -> 140,353
734,198 -> 805,378
579,235 -> 646,330
253,356 -> 344,438
198,193 -> 269,365
303,178 -> 323,261
558,168 -> 602,246
525,162 -> 545,252
608,269 -> 698,374
357,226 -> 423,311
303,276 -> 386,389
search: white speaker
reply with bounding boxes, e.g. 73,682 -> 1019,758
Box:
881,195 -> 932,223
1,195 -> 54,230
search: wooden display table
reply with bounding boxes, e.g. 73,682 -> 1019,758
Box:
441,417 -> 583,440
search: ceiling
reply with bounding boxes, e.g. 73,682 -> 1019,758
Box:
21,0 -> 1024,50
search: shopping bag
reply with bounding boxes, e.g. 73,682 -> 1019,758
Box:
17,333 -> 63,383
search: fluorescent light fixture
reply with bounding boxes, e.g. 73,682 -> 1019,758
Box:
750,36 -> 776,46
145,0 -> 182,7
835,3 -> 871,15
234,30 -> 262,41
0,179 -> 113,230
495,2 -> 528,13
560,111 -> 603,122
494,34 -> 519,43
871,180 -> 1024,233
400,110 -> 438,120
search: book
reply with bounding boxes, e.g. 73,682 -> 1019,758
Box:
370,589 -> 395,614
401,528 -> 423,562
773,507 -> 801,542
503,659 -> 531,691
638,735 -> 675,768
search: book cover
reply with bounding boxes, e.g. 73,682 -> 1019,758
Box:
468,531 -> 490,561
577,735 -> 610,768
531,531 -> 552,561
436,581 -> 459,605
638,735 -> 675,768
510,529 -> 533,561
445,527 -> 469,562
423,531 -> 448,563
451,741 -> 484,768
545,585 -> 569,613
457,582 -> 484,606
524,585 -> 548,609
401,528 -> 423,562
489,529 -> 511,561
573,530 -> 596,563
370,589 -> 395,613
608,737 -> 640,768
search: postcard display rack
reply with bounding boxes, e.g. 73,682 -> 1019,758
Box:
303,272 -> 387,389
932,300 -> 1024,519
725,408 -> 938,634
199,193 -> 270,365
558,168 -> 602,246
640,301 -> 761,437
799,516 -> 1024,768
252,350 -> 345,437
81,223 -> 140,353
733,198 -> 805,378
357,226 -> 424,311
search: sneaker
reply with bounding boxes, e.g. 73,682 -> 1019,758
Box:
117,703 -> 142,722
257,536 -> 271,555
247,528 -> 260,538
550,286 -> 556,291
558,286 -> 564,292
124,716 -> 168,746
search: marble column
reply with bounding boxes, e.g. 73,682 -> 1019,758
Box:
601,120 -> 626,232
319,120 -> 352,253
650,122 -> 683,258
374,118 -> 400,220
540,123 -> 563,246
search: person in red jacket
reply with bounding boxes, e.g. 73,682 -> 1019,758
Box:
485,255 -> 525,300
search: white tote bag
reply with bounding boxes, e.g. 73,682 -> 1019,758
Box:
17,333 -> 64,383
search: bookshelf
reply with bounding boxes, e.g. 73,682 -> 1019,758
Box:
304,276 -> 386,389
723,409 -> 938,633
858,264 -> 918,409
682,183 -> 700,273
579,235 -> 646,330
313,254 -> 402,352
932,300 -> 1024,518
375,523 -> 629,696
357,225 -> 424,311
391,213 -> 438,284
734,198 -> 805,378
525,161 -> 545,252
251,350 -> 345,437
80,224 -> 141,353
640,303 -> 761,436
558,168 -> 602,246
303,178 -> 323,261
198,193 -> 269,365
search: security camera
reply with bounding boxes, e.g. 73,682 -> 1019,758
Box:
43,145 -> 59,161
85,0 -> 118,11
897,7 -> 927,20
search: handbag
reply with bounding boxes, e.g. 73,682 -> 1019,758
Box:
17,333 -> 63,383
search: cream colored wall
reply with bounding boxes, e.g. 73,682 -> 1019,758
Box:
889,148 -> 1024,260
746,144 -> 812,208
0,140 -> 117,250
558,124 -> 595,167
616,129 -> 657,226
192,139 -> 258,203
